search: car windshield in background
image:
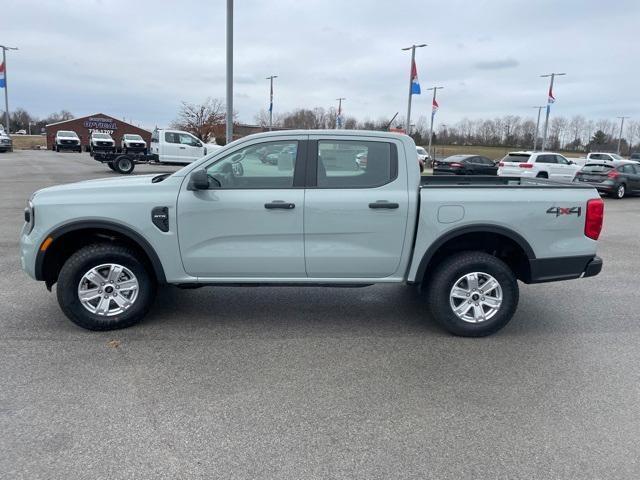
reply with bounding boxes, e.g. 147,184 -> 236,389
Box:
125,134 -> 142,140
501,154 -> 531,162
582,164 -> 613,173
93,133 -> 110,139
59,131 -> 77,137
610,154 -> 623,160
416,147 -> 427,154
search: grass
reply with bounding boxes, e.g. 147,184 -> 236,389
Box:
11,135 -> 47,150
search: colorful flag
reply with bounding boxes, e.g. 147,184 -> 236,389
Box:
432,98 -> 439,115
411,60 -> 421,95
548,85 -> 555,104
0,62 -> 5,89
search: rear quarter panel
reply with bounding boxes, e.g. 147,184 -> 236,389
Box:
407,185 -> 601,282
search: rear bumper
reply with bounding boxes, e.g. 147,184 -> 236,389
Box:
526,255 -> 602,283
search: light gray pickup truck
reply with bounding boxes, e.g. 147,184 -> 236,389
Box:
20,130 -> 604,336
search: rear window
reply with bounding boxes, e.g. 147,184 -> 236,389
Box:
442,155 -> 470,163
582,164 -> 613,173
501,154 -> 530,162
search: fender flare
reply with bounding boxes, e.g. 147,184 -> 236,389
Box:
35,220 -> 167,284
414,224 -> 536,282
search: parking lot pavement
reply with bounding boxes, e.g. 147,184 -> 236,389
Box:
2,150 -> 640,479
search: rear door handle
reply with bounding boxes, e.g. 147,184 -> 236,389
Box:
369,201 -> 399,209
265,201 -> 295,210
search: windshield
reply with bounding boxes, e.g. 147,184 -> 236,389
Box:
501,153 -> 531,162
92,133 -> 110,139
58,131 -> 78,137
124,134 -> 143,140
416,147 -> 427,154
582,163 -> 613,173
610,153 -> 623,160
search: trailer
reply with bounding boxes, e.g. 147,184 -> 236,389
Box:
92,151 -> 159,174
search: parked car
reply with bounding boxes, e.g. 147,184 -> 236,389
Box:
498,151 -> 580,182
149,128 -> 220,164
89,132 -> 116,155
53,130 -> 82,152
0,130 -> 12,152
575,152 -> 624,166
574,160 -> 640,199
416,146 -> 429,171
629,153 -> 640,162
434,154 -> 498,176
20,130 -> 603,337
121,134 -> 147,154
15,129 -> 27,135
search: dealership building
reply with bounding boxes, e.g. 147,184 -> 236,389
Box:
46,113 -> 151,151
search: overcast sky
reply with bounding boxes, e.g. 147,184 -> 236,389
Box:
1,0 -> 638,129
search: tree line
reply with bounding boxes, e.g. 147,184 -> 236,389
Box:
1,109 -> 74,134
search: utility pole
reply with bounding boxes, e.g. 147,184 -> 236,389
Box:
540,72 -> 566,151
336,97 -> 346,129
426,86 -> 443,159
0,45 -> 18,134
401,43 -> 426,135
532,106 -> 545,151
225,0 -> 233,144
617,116 -> 630,154
266,75 -> 277,131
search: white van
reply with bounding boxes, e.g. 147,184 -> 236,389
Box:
150,129 -> 221,164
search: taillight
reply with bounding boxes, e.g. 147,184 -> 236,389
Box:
519,163 -> 533,168
607,169 -> 620,178
498,162 -> 504,167
585,198 -> 604,240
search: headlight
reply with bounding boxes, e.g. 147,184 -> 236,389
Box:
24,200 -> 35,234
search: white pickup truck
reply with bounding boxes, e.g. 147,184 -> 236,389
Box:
150,128 -> 221,164
20,130 -> 604,337
575,152 -> 625,166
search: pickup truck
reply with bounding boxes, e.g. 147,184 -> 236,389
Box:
576,152 -> 625,165
19,130 -> 604,337
0,130 -> 12,152
149,128 -> 221,164
89,132 -> 117,155
53,130 -> 82,153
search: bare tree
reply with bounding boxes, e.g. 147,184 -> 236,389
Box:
171,98 -> 227,142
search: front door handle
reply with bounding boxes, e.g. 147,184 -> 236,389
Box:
369,201 -> 399,209
179,146 -> 186,149
265,201 -> 295,210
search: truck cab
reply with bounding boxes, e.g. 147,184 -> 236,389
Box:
150,128 -> 220,164
89,132 -> 116,155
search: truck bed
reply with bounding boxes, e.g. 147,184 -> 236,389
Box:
420,175 -> 594,189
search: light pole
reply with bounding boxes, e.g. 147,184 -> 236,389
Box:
0,45 -> 18,134
401,43 -> 426,135
336,97 -> 346,129
225,0 -> 233,144
540,72 -> 566,150
426,86 -> 443,159
617,116 -> 630,154
266,75 -> 277,131
532,106 -> 545,151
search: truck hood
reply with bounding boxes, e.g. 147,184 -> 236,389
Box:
33,174 -> 160,198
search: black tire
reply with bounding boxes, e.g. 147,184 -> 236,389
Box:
612,183 -> 626,199
77,147 -> 82,153
56,244 -> 156,331
536,172 -> 548,179
114,155 -> 135,174
426,251 -> 519,337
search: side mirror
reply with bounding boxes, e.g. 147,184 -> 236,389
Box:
187,169 -> 210,190
196,142 -> 203,148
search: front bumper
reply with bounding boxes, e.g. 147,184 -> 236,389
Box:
527,255 -> 603,283
56,142 -> 80,150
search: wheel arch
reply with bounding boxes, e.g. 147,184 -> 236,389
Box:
35,220 -> 166,289
414,224 -> 536,284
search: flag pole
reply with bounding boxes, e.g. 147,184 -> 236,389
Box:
532,106 -> 544,151
540,72 -> 566,150
266,75 -> 277,131
402,44 -> 426,135
0,45 -> 18,134
426,86 -> 443,160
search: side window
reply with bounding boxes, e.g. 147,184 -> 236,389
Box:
317,140 -> 396,188
478,156 -> 493,165
536,155 -> 556,164
555,155 -> 569,165
206,141 -> 298,189
165,132 -> 179,144
179,133 -> 201,147
622,164 -> 636,174
590,154 -> 603,160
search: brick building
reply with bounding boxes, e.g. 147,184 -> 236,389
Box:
46,113 -> 151,151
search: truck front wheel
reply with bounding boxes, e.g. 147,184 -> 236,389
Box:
426,251 -> 519,337
56,244 -> 156,331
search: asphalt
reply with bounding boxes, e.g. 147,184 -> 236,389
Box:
1,150 -> 640,479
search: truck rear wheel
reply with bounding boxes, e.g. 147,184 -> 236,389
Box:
426,251 -> 519,337
114,155 -> 135,174
56,244 -> 156,331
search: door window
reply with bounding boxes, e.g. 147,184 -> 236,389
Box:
621,164 -> 637,174
555,155 -> 570,165
179,133 -> 202,147
206,141 -> 298,189
165,132 -> 180,143
536,155 -> 556,164
316,140 -> 397,188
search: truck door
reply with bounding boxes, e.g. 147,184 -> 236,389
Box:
555,154 -> 578,181
304,136 -> 409,278
162,132 -> 182,162
178,132 -> 206,163
177,136 -> 307,278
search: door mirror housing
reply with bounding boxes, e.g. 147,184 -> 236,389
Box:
187,169 -> 210,190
